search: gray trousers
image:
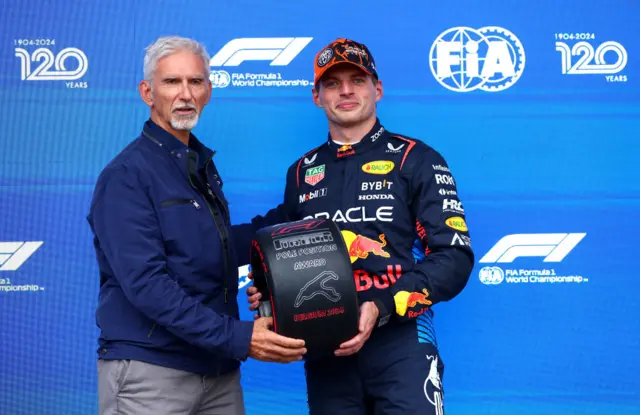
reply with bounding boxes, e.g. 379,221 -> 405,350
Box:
98,359 -> 245,415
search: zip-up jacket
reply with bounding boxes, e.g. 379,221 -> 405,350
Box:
239,119 -> 474,326
87,120 -> 252,376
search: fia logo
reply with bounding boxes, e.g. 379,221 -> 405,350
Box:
210,71 -> 231,88
429,26 -> 525,92
15,47 -> 88,88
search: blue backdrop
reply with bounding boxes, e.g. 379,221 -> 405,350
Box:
1,0 -> 639,414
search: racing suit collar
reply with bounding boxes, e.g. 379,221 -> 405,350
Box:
327,118 -> 387,160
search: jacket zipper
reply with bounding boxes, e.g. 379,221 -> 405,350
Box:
185,155 -> 231,304
205,159 -> 231,304
147,323 -> 157,338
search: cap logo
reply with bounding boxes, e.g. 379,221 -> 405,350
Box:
344,46 -> 368,59
317,48 -> 333,67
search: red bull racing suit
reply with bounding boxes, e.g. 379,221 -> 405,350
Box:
241,118 -> 474,414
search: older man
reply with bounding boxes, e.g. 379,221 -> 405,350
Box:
87,36 -> 306,415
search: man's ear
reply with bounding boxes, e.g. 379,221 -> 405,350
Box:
139,80 -> 153,107
312,86 -> 323,108
374,78 -> 383,103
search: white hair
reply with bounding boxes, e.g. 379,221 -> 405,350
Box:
143,35 -> 211,83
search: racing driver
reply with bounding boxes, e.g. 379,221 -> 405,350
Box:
244,38 -> 474,414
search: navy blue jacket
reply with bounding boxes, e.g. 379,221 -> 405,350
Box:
241,119 -> 474,325
87,120 -> 252,376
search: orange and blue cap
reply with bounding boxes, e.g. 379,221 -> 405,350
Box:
313,38 -> 378,86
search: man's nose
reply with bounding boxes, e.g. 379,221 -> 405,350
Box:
178,80 -> 194,100
339,81 -> 354,95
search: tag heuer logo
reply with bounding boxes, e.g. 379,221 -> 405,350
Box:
305,165 -> 325,185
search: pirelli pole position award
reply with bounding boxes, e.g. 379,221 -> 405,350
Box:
250,219 -> 359,359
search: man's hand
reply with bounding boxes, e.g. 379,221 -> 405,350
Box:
334,301 -> 379,357
246,272 -> 261,319
246,271 -> 261,310
248,317 -> 307,363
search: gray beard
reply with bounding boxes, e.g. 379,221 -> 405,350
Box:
171,112 -> 199,131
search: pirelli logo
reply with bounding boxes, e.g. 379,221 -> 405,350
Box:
273,231 -> 334,251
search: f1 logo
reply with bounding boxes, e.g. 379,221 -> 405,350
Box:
210,37 -> 313,67
479,233 -> 586,263
0,241 -> 43,271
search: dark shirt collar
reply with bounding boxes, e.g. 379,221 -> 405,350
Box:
142,119 -> 213,167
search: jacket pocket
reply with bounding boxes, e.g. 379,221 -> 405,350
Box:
160,198 -> 201,209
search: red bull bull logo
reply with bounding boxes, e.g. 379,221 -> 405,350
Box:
394,288 -> 433,317
337,144 -> 355,158
341,230 -> 390,263
406,289 -> 432,308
